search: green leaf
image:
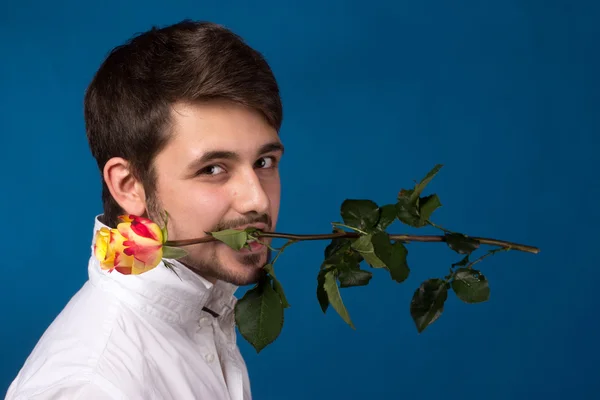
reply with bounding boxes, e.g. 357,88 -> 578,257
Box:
340,199 -> 380,231
323,270 -> 355,329
209,229 -> 248,250
235,276 -> 284,353
320,235 -> 366,300
410,278 -> 448,333
160,210 -> 170,243
322,237 -> 363,271
162,246 -> 188,259
445,233 -> 480,255
316,269 -> 330,313
162,259 -> 182,280
244,226 -> 260,234
451,268 -> 490,303
395,197 -> 427,228
324,236 -> 353,261
419,194 -> 442,222
321,236 -> 369,288
376,204 -> 397,231
408,164 -> 443,204
389,242 -> 410,283
371,232 -> 410,282
370,231 -> 393,256
350,234 -> 387,268
264,264 -> 290,308
395,165 -> 444,228
337,268 -> 373,288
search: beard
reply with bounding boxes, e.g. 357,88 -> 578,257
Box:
145,192 -> 272,286
181,246 -> 272,286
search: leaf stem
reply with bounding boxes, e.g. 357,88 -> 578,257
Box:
427,221 -> 453,234
331,222 -> 368,235
270,239 -> 297,266
467,247 -> 511,269
250,236 -> 277,252
166,232 -> 539,254
444,269 -> 456,283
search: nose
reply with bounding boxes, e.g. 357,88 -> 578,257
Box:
231,168 -> 270,216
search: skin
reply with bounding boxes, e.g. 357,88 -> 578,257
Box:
103,100 -> 284,286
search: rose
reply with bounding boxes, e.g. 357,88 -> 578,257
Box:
94,215 -> 165,275
117,215 -> 164,274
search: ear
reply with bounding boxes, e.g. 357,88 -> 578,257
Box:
103,157 -> 147,217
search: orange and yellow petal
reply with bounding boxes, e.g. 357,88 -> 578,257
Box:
118,215 -> 134,223
116,222 -> 132,240
122,242 -> 163,267
123,232 -> 162,248
99,258 -> 115,271
118,223 -> 162,247
114,250 -> 134,269
136,245 -> 163,268
115,265 -> 133,275
110,228 -> 128,253
93,227 -> 111,262
131,253 -> 162,275
130,217 -> 163,241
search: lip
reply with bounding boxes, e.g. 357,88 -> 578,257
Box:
233,223 -> 269,232
239,240 -> 267,253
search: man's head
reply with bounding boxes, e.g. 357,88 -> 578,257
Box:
84,20 -> 283,286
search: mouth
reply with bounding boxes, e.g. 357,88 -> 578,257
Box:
230,223 -> 269,254
239,238 -> 266,253
233,223 -> 269,232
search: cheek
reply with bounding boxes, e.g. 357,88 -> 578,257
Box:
265,178 -> 281,226
157,179 -> 230,235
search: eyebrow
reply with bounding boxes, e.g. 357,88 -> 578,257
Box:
185,141 -> 285,173
258,141 -> 285,156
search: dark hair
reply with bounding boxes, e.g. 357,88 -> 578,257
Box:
84,20 -> 283,227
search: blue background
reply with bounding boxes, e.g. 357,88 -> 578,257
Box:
1,0 -> 598,398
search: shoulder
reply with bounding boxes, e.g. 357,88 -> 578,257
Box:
6,282 -> 149,399
6,375 -> 126,400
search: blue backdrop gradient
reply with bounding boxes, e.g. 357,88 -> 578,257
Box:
1,1 -> 599,399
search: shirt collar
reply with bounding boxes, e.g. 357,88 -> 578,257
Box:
88,215 -> 239,326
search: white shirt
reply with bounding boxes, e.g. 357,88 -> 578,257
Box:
5,216 -> 252,400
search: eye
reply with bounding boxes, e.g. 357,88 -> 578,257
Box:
255,156 -> 277,169
198,165 -> 226,176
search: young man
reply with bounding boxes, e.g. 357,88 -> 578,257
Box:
6,20 -> 284,400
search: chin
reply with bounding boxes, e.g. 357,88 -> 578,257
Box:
224,247 -> 271,286
226,266 -> 264,286
183,244 -> 271,287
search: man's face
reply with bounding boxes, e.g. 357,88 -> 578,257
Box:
147,101 -> 283,286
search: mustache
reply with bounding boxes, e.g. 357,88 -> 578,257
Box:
212,212 -> 271,232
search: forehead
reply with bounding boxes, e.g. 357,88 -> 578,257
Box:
166,101 -> 280,157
